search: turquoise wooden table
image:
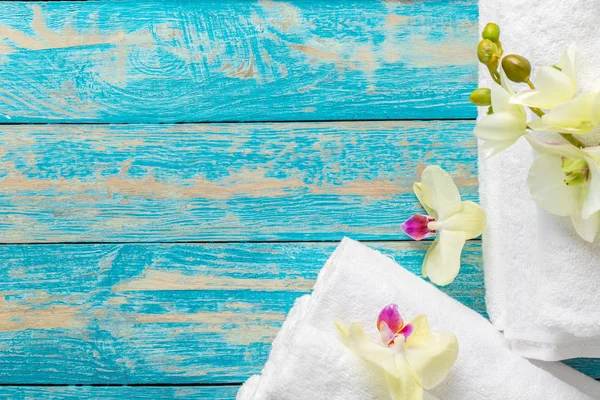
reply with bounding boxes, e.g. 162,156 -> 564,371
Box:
0,1 -> 597,398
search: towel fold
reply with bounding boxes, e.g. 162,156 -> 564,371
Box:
479,0 -> 600,361
238,238 -> 600,399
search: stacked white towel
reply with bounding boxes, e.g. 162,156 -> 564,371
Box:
479,0 -> 600,361
238,238 -> 600,399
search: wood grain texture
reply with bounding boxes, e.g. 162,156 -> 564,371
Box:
0,241 -> 597,382
0,386 -> 239,400
0,120 -> 478,243
0,241 -> 487,384
0,0 -> 477,123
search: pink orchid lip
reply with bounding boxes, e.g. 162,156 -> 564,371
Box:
399,323 -> 413,340
377,304 -> 414,346
377,304 -> 403,334
401,213 -> 437,241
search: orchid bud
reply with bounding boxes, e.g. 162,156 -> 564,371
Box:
482,23 -> 500,43
477,39 -> 496,64
501,54 -> 532,83
469,88 -> 491,106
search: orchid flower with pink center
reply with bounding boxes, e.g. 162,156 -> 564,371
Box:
336,304 -> 459,400
401,166 -> 486,286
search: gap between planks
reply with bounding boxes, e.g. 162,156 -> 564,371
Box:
0,117 -> 476,127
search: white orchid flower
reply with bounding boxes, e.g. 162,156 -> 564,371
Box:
526,134 -> 600,242
336,304 -> 458,400
510,46 -> 577,110
401,166 -> 486,286
473,70 -> 527,157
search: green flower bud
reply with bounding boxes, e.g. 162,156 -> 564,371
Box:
501,54 -> 532,83
561,157 -> 589,186
477,39 -> 496,64
482,23 -> 500,42
469,88 -> 491,106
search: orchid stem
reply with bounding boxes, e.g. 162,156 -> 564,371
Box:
525,79 -> 535,90
560,133 -> 586,148
529,107 -> 544,117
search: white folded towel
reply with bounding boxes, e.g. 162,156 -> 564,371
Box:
479,0 -> 600,361
237,238 -> 600,399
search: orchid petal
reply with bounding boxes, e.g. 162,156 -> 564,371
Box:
336,322 -> 400,378
592,92 -> 600,126
490,81 -> 512,113
528,119 -> 593,135
527,154 -> 583,216
399,324 -> 414,341
378,321 -> 397,346
413,182 -> 437,218
420,166 -> 462,221
499,67 -> 516,96
442,201 -> 486,239
535,66 -> 576,101
404,315 -> 430,348
403,331 -> 459,390
510,66 -> 575,110
535,92 -> 599,135
557,45 -> 576,83
571,211 -> 599,243
524,133 -> 583,159
479,138 -> 521,159
474,111 -> 527,141
385,356 -> 423,400
582,157 -> 600,219
422,231 -> 466,286
584,146 -> 600,163
378,304 -> 404,336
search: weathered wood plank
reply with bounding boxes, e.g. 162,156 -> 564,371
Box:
0,386 -> 239,400
0,121 -> 477,243
0,241 -> 488,384
0,1 -> 477,123
1,241 -> 596,382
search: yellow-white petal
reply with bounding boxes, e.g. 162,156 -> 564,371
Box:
511,66 -> 575,110
420,166 -> 462,221
534,92 -> 599,135
582,156 -> 600,219
499,67 -> 516,96
441,201 -> 486,239
413,182 -> 437,218
557,45 -> 576,83
524,133 -> 583,159
571,211 -> 599,243
527,154 -> 583,217
403,331 -> 459,390
422,231 -> 466,286
490,81 -> 512,113
474,111 -> 527,141
385,357 -> 423,400
592,92 -> 600,126
490,82 -> 526,117
336,322 -> 400,378
405,315 -> 430,348
479,138 -> 521,159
